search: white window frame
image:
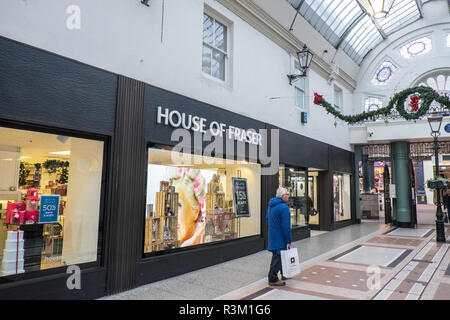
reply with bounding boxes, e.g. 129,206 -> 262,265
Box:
333,85 -> 343,110
293,68 -> 306,111
202,7 -> 232,86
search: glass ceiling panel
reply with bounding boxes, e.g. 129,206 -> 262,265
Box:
340,15 -> 383,64
286,0 -> 422,65
291,0 -> 363,46
376,0 -> 421,35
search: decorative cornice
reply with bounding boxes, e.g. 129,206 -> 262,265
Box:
214,0 -> 357,91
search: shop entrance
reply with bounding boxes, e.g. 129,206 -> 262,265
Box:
279,165 -> 308,228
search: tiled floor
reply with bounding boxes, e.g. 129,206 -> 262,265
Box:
102,207 -> 450,300
218,224 -> 450,300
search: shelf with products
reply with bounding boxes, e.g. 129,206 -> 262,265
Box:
145,181 -> 179,253
205,174 -> 238,242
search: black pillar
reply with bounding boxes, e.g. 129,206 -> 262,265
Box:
105,76 -> 146,295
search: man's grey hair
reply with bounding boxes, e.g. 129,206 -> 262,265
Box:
276,187 -> 289,198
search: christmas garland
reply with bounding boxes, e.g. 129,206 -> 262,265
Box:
313,86 -> 450,125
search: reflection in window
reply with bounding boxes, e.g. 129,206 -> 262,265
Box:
400,36 -> 432,58
333,174 -> 351,222
372,61 -> 397,86
202,13 -> 228,81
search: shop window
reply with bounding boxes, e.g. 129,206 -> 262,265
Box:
307,171 -> 319,225
202,13 -> 228,81
0,126 -> 104,278
279,165 -> 308,228
333,173 -> 351,222
144,148 -> 261,254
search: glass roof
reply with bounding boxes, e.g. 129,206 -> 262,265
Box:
287,0 -> 422,65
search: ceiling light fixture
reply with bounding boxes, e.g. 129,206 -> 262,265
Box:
49,151 -> 71,156
357,0 -> 395,19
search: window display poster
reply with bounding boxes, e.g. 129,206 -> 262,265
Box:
232,178 -> 250,217
39,195 -> 60,223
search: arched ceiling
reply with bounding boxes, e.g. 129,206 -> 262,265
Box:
286,0 -> 432,65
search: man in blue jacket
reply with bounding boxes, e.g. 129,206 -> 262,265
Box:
266,187 -> 292,286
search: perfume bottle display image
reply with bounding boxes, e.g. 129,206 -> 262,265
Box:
169,168 -> 207,247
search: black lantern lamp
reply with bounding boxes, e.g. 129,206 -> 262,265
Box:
428,113 -> 446,242
287,44 -> 313,85
141,0 -> 150,6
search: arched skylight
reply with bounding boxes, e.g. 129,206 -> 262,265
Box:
371,61 -> 397,85
286,0 -> 422,65
399,36 -> 432,58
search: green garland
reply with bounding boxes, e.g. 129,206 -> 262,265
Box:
313,86 -> 450,124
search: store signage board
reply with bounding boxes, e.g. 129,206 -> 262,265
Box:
156,106 -> 262,146
232,178 -> 250,218
39,195 -> 60,224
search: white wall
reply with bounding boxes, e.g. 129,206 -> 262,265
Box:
0,0 -> 353,151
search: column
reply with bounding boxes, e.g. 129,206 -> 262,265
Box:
354,145 -> 362,223
391,142 -> 412,227
362,154 -> 371,193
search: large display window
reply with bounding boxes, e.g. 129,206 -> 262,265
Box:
144,147 -> 261,254
333,173 -> 351,222
0,126 -> 104,278
308,171 -> 319,225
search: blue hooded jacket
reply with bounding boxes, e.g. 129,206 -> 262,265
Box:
266,197 -> 292,254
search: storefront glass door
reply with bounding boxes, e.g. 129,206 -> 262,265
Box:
279,165 -> 308,228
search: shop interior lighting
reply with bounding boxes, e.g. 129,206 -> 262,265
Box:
49,151 -> 71,155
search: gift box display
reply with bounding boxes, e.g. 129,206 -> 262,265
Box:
25,210 -> 39,224
1,230 -> 25,276
26,188 -> 39,201
6,203 -> 26,225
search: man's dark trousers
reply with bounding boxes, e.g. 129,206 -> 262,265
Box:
268,252 -> 282,282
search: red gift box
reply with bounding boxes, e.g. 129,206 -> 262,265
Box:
26,188 -> 39,201
6,203 -> 26,224
25,210 -> 39,224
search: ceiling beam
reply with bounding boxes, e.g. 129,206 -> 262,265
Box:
289,0 -> 306,31
415,0 -> 424,18
355,2 -> 387,39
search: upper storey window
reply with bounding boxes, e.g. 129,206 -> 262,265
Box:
202,13 -> 228,81
371,61 -> 397,86
399,36 -> 432,58
447,33 -> 450,48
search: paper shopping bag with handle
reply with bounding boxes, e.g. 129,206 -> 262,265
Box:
281,248 -> 301,278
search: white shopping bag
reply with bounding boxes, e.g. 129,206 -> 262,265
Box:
281,248 -> 301,278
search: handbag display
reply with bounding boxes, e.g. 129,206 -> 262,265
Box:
281,247 -> 301,278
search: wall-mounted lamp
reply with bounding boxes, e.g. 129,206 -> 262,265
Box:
141,0 -> 150,6
287,44 -> 313,85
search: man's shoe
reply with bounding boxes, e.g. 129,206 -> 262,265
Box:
281,276 -> 289,280
268,281 -> 286,286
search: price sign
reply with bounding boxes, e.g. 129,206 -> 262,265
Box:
232,178 -> 250,218
39,195 -> 60,223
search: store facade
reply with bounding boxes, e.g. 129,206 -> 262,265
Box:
0,35 -> 356,298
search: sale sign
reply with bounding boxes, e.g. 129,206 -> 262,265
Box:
39,195 -> 60,223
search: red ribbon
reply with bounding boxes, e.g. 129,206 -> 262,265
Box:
410,95 -> 419,112
313,92 -> 323,105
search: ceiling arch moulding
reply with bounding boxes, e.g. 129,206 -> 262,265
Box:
214,0 -> 357,90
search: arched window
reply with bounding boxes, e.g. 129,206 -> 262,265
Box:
415,71 -> 450,113
364,97 -> 383,112
372,61 -> 397,86
399,36 -> 432,58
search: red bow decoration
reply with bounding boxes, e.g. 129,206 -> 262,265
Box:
410,95 -> 419,112
314,92 -> 323,105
